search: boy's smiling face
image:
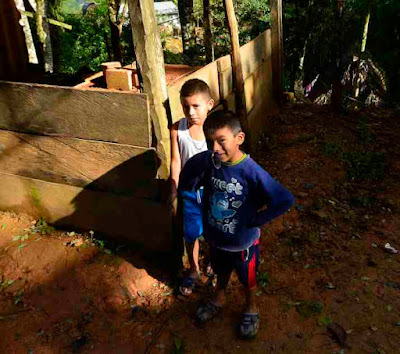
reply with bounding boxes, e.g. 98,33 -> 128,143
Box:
207,127 -> 245,163
181,93 -> 214,126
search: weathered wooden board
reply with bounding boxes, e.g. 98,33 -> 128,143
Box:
168,61 -> 220,124
217,30 -> 272,102
240,29 -> 271,80
0,130 -> 158,198
0,81 -> 152,147
0,172 -> 171,251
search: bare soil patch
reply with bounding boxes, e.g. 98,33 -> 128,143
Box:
1,104 -> 400,353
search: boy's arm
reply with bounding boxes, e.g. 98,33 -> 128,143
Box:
170,122 -> 181,212
178,150 -> 213,193
250,167 -> 295,227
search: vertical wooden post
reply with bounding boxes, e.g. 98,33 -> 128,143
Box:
271,0 -> 283,103
203,0 -> 214,63
223,0 -> 248,135
128,0 -> 170,179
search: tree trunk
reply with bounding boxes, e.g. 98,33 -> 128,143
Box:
36,0 -> 53,72
353,10 -> 371,103
331,0 -> 344,111
271,0 -> 283,103
203,0 -> 214,63
108,0 -> 123,63
178,0 -> 195,55
223,0 -> 248,140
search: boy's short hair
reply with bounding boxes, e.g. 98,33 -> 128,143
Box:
180,79 -> 212,100
204,110 -> 242,136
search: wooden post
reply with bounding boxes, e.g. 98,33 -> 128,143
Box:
270,0 -> 283,103
203,0 -> 214,63
128,0 -> 170,179
223,0 -> 248,135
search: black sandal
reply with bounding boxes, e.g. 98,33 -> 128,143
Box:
196,301 -> 222,323
239,313 -> 260,339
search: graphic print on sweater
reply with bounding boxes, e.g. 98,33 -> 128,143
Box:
209,176 -> 245,235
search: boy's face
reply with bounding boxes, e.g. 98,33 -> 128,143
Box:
207,127 -> 245,163
181,93 -> 214,126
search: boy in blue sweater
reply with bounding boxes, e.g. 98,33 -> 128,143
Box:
178,111 -> 294,339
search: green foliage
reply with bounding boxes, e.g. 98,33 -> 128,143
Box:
357,116 -> 376,143
33,217 -> 55,235
1,278 -> 15,289
322,142 -> 342,157
60,8 -> 110,74
295,300 -> 323,319
341,151 -> 385,180
193,0 -> 270,60
257,271 -> 269,288
318,315 -> 332,326
283,0 -> 400,103
171,337 -> 184,354
349,194 -> 377,207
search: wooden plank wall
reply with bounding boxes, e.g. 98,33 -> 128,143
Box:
167,29 -> 277,146
0,82 -> 172,251
167,61 -> 220,124
0,81 -> 152,147
0,173 -> 170,251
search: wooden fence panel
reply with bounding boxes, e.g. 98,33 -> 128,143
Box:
0,81 -> 152,147
167,61 -> 220,124
0,130 -> 158,199
0,173 -> 170,251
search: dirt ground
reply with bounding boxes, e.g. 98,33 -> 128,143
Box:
1,104 -> 400,353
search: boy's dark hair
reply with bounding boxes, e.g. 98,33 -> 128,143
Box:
180,79 -> 212,99
204,110 -> 242,136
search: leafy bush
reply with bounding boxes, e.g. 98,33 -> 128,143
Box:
60,8 -> 110,74
341,151 -> 385,180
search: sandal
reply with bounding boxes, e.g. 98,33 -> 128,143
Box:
239,313 -> 260,339
196,301 -> 222,323
205,263 -> 214,278
179,276 -> 197,297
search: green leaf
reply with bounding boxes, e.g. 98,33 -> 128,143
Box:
174,338 -> 182,350
1,223 -> 6,230
21,234 -> 29,241
11,235 -> 22,241
319,315 -> 332,326
17,243 -> 28,250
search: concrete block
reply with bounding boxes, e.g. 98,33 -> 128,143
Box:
105,68 -> 133,91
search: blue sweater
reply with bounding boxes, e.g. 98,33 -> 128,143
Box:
179,151 -> 295,251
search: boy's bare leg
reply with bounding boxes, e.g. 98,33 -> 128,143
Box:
180,239 -> 200,296
245,287 -> 258,313
186,239 -> 200,276
212,271 -> 231,306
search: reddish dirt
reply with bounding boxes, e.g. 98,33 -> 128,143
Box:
1,104 -> 400,353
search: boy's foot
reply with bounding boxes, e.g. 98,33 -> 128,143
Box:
205,263 -> 214,277
196,300 -> 222,323
179,276 -> 197,296
239,313 -> 259,339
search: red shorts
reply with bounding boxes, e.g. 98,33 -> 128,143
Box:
210,239 -> 260,289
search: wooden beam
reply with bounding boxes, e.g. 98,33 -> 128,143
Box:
0,172 -> 171,252
0,130 -> 158,198
21,11 -> 72,30
128,0 -> 171,179
0,81 -> 152,147
270,0 -> 283,103
223,0 -> 248,135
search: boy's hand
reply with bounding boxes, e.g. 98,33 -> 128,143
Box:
169,188 -> 178,216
